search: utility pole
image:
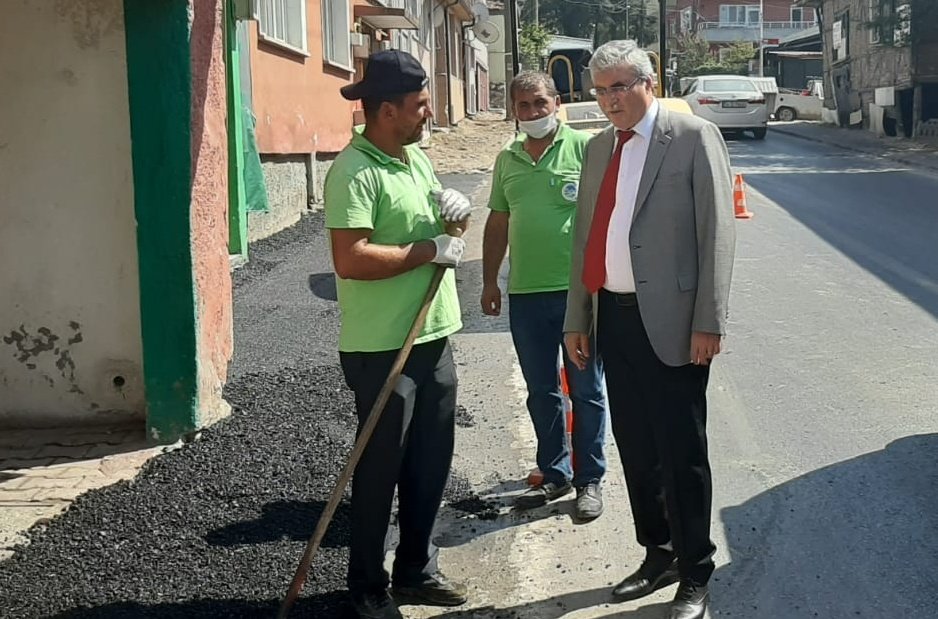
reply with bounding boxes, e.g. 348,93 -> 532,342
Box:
759,0 -> 765,76
625,1 -> 630,40
534,0 -> 539,25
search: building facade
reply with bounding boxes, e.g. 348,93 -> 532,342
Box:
669,0 -> 817,60
804,0 -> 938,136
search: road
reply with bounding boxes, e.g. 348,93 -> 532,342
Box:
412,131 -> 938,619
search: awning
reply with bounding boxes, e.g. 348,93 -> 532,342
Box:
769,51 -> 823,59
354,6 -> 419,30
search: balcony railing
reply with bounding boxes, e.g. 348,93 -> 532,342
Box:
701,20 -> 817,30
697,21 -> 817,43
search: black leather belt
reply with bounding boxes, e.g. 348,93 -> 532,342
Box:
600,288 -> 638,307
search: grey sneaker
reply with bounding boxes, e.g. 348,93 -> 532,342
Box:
575,482 -> 604,520
515,481 -> 573,509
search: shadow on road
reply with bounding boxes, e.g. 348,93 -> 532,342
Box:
205,499 -> 350,549
710,433 -> 938,618
427,589 -> 669,618
52,592 -> 353,618
731,145 -> 938,319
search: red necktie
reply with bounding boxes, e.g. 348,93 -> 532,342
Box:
582,129 -> 635,294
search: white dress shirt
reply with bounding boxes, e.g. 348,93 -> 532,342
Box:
604,98 -> 660,293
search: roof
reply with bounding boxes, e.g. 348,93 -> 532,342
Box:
779,25 -> 820,46
546,35 -> 593,53
769,50 -> 823,59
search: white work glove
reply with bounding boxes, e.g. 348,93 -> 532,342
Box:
430,234 -> 466,267
431,188 -> 472,223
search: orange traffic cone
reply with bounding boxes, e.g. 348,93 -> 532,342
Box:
526,367 -> 575,487
733,173 -> 754,219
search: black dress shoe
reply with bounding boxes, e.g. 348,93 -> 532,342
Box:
611,548 -> 679,601
392,571 -> 468,607
669,581 -> 709,619
350,590 -> 403,619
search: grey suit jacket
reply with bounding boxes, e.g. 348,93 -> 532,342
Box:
563,105 -> 737,367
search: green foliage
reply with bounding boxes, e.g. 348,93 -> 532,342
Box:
673,34 -> 751,77
530,0 -> 659,49
520,21 -> 554,70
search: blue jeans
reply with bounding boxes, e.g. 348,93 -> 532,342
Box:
509,291 -> 607,487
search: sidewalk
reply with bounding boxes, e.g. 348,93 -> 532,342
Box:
0,425 -> 166,560
770,120 -> 938,173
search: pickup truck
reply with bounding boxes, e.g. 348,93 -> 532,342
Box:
775,80 -> 824,121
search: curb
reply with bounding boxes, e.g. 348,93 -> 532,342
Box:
769,124 -> 938,174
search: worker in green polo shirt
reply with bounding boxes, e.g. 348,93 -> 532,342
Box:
325,50 -> 470,619
482,71 -> 608,521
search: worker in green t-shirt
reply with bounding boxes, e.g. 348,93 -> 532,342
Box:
324,50 -> 470,619
482,72 -> 608,522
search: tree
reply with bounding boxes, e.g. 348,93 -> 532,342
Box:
531,0 -> 660,49
673,34 -> 752,78
519,21 -> 554,70
720,41 -> 756,73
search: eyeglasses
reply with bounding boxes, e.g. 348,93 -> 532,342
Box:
589,76 -> 646,98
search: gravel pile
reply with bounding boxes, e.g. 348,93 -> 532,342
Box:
0,364 -> 487,619
0,364 -> 358,618
0,202 -> 489,618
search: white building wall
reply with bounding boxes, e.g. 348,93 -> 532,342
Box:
0,1 -> 145,426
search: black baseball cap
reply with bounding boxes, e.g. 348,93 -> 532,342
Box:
340,50 -> 429,100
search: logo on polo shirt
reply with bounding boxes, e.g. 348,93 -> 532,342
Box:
561,181 -> 579,202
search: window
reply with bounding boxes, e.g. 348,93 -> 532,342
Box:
701,78 -> 758,93
322,0 -> 351,69
791,5 -> 816,23
720,4 -> 760,25
259,0 -> 308,54
680,7 -> 693,33
869,0 -> 881,43
832,12 -> 849,62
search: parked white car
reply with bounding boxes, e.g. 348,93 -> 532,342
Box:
682,75 -> 769,139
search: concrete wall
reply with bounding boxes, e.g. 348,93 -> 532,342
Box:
190,0 -> 233,427
0,1 -> 145,426
249,0 -> 361,155
249,156 -> 309,242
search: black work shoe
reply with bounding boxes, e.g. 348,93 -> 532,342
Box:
612,548 -> 679,601
515,481 -> 573,509
350,590 -> 403,619
575,482 -> 604,520
669,581 -> 709,619
392,572 -> 468,607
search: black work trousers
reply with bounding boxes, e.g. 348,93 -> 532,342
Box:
339,337 -> 457,595
597,289 -> 716,585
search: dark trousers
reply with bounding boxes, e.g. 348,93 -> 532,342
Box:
339,337 -> 457,595
597,290 -> 716,585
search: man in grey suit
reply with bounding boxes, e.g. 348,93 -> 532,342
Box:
563,40 -> 736,619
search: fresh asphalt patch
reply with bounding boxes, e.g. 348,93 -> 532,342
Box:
0,197 -> 491,618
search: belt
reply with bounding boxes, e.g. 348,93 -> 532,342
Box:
600,288 -> 638,307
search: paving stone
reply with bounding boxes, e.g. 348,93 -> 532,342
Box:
0,458 -> 56,471
0,489 -> 41,503
35,444 -> 94,459
13,477 -> 79,490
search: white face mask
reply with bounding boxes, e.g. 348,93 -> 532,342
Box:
518,113 -> 558,139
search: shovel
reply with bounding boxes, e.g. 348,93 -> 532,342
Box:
277,224 -> 464,618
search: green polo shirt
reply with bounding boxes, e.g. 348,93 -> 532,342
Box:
324,129 -> 462,353
488,123 -> 591,294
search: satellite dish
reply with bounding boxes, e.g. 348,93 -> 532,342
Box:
472,20 -> 500,45
432,6 -> 445,28
471,2 -> 490,22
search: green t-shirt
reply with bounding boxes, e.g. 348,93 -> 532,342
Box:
324,130 -> 462,353
488,123 -> 591,294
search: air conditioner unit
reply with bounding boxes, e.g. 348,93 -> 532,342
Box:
350,32 -> 369,48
